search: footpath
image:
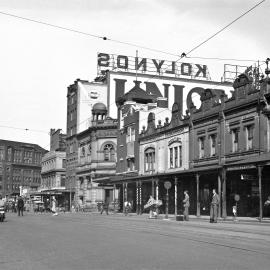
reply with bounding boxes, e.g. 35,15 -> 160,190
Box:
76,209 -> 270,225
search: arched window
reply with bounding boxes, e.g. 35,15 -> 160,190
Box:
104,144 -> 115,161
144,147 -> 155,172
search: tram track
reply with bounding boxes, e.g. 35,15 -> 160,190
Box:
54,213 -> 270,257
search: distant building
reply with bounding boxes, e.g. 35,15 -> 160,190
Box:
0,140 -> 47,197
50,129 -> 66,152
40,129 -> 69,210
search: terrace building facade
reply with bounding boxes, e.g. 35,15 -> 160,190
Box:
112,69 -> 270,219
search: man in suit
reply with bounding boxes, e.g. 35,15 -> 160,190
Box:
183,190 -> 190,221
210,189 -> 220,223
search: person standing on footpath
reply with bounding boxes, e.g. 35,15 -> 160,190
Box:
183,190 -> 190,221
100,199 -> 109,215
17,196 -> 24,217
210,189 -> 220,223
51,196 -> 58,216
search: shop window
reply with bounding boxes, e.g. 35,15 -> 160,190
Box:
199,137 -> 205,158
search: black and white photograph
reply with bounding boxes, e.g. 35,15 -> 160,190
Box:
0,1 -> 270,269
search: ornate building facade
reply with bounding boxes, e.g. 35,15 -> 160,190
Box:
75,103 -> 118,207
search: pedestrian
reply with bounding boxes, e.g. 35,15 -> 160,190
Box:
100,199 -> 109,215
12,201 -> 16,213
124,201 -> 131,216
0,195 -> 5,208
183,190 -> 190,221
264,195 -> 270,217
264,195 -> 270,206
147,195 -> 156,218
17,196 -> 24,217
210,189 -> 220,223
51,196 -> 58,216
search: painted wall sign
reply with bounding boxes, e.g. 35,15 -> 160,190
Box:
97,53 -> 209,79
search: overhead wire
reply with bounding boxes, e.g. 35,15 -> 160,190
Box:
0,10 -> 179,58
185,0 -> 266,56
0,0 -> 266,61
185,56 -> 264,62
0,124 -> 49,134
142,0 -> 266,83
0,0 -> 267,135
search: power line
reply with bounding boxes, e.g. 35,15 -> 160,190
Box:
0,1 -> 266,135
185,0 -> 266,56
0,10 -> 179,58
186,56 -> 264,63
142,0 -> 266,83
0,0 -> 265,68
0,125 -> 49,134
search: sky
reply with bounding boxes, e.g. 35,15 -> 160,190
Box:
0,0 -> 269,150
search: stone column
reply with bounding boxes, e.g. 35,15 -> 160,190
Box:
174,177 -> 177,216
222,168 -> 227,219
258,165 -> 263,222
196,174 -> 200,217
218,174 -> 221,218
